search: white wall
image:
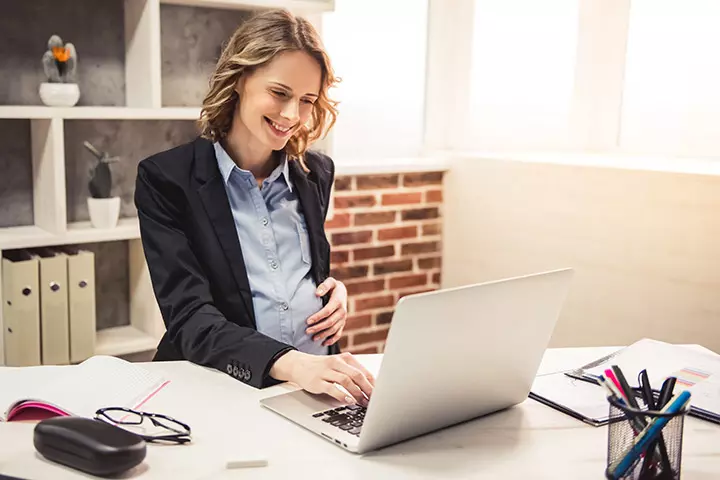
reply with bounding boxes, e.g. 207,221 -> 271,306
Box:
442,155 -> 720,353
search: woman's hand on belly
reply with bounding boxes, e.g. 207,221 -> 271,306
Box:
305,277 -> 348,347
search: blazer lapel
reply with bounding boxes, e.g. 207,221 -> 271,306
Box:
193,138 -> 255,324
289,161 -> 329,284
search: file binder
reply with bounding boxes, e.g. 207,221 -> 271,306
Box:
2,250 -> 41,366
62,247 -> 96,364
36,248 -> 71,365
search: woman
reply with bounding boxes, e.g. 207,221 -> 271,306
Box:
134,9 -> 373,406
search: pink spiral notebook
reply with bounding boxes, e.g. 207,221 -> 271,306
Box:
0,355 -> 169,422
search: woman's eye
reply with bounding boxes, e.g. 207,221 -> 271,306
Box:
272,90 -> 287,97
301,98 -> 315,105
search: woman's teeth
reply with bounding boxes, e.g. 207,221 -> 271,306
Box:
269,119 -> 291,133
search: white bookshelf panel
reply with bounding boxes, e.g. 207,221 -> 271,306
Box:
0,106 -> 200,120
125,0 -> 163,108
31,118 -> 67,235
0,220 -> 140,250
160,0 -> 334,13
96,325 -> 159,356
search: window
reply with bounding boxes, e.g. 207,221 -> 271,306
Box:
620,0 -> 720,157
321,0 -> 428,160
466,0 -> 579,151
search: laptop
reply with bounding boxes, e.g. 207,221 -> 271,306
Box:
260,268 -> 573,454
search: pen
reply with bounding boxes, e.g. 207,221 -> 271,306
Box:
638,370 -> 655,410
608,390 -> 691,479
599,375 -> 644,434
604,369 -> 625,398
639,370 -> 672,478
657,377 -> 677,409
612,365 -> 640,410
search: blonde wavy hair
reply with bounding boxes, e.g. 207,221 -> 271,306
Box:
197,9 -> 339,170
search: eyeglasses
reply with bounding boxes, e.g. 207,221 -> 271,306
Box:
94,407 -> 192,444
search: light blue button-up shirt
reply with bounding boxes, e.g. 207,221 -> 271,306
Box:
214,142 -> 327,355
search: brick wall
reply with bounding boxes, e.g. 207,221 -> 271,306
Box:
326,171 -> 445,354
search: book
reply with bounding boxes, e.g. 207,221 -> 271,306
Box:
529,338 -> 720,426
0,355 -> 169,422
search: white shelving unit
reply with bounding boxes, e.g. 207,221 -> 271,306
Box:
0,0 -> 334,365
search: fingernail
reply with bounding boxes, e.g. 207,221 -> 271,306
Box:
316,286 -> 326,295
345,396 -> 355,404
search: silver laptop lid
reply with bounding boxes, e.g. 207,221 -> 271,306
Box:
357,268 -> 573,453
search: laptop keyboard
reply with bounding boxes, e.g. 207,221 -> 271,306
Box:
312,404 -> 366,436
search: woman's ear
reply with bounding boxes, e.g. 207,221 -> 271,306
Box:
234,76 -> 245,96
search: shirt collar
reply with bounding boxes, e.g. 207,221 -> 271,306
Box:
213,141 -> 293,192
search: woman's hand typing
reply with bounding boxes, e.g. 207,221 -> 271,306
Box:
269,351 -> 375,406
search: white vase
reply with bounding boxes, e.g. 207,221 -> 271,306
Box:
87,197 -> 121,229
39,82 -> 80,107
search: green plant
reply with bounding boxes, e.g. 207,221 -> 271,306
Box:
84,141 -> 119,199
42,35 -> 77,83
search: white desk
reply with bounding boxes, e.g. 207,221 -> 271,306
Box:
1,347 -> 719,479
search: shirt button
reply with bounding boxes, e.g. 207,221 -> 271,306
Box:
270,260 -> 278,269
261,217 -> 269,226
280,302 -> 289,311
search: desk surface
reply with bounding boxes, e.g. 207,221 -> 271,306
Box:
1,347 -> 719,480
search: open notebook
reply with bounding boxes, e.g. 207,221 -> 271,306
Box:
0,355 -> 169,421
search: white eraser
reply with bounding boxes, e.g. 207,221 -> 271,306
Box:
226,458 -> 268,469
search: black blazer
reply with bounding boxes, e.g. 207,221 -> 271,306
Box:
134,136 -> 338,389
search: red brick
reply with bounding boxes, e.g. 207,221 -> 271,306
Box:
354,328 -> 390,345
345,314 -> 372,330
373,259 -> 413,275
418,256 -> 441,269
351,345 -> 379,354
335,195 -> 376,209
389,274 -> 428,289
355,295 -> 395,312
334,176 -> 352,191
332,230 -> 372,246
330,251 -> 350,264
426,189 -> 443,202
354,245 -> 394,261
422,223 -> 441,236
346,279 -> 385,296
401,241 -> 440,255
381,192 -> 422,206
354,211 -> 396,226
401,207 -> 439,221
403,172 -> 443,187
325,213 -> 351,229
432,272 -> 441,284
356,175 -> 399,190
331,265 -> 369,281
375,310 -> 394,325
378,226 -> 417,241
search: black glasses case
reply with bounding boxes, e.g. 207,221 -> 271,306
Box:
33,416 -> 147,476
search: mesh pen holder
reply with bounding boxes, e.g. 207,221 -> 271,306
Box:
605,394 -> 688,480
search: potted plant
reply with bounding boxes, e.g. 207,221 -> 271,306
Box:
84,141 -> 121,229
40,34 -> 80,107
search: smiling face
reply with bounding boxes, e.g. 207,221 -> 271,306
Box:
235,50 -> 322,153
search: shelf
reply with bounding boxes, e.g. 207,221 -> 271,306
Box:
0,226 -> 55,251
0,106 -> 201,120
0,218 -> 140,250
160,0 -> 334,13
95,325 -> 159,357
66,218 -> 141,244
